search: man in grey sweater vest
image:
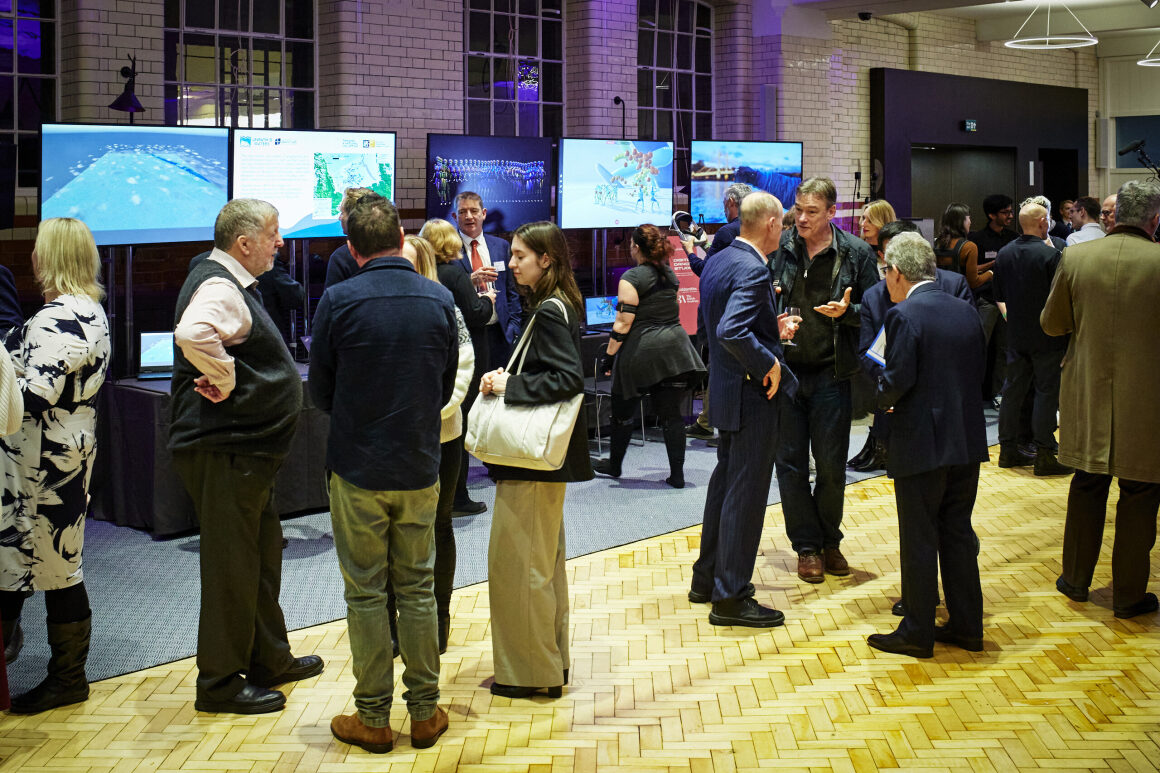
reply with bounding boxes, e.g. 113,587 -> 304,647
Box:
171,199 -> 323,715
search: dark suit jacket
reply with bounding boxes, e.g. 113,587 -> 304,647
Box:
0,264 -> 22,334
877,283 -> 989,479
699,239 -> 797,432
437,261 -> 494,376
457,234 -> 521,350
992,234 -> 1065,353
859,269 -> 972,362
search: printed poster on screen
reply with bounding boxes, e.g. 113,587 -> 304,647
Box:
232,130 -> 397,239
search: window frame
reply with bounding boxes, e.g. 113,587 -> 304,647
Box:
1,2 -> 60,191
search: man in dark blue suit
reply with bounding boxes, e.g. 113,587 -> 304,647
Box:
868,232 -> 989,658
450,191 -> 523,515
689,191 -> 799,628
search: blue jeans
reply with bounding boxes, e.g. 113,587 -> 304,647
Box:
328,473 -> 440,727
775,368 -> 852,554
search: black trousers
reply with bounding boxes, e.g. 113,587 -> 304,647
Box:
998,348 -> 1063,451
894,463 -> 983,647
173,449 -> 293,700
1061,470 -> 1160,607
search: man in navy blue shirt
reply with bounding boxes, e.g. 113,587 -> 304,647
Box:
310,196 -> 458,754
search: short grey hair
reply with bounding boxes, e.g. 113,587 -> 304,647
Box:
724,183 -> 754,206
1020,195 -> 1051,212
1115,180 -> 1160,229
884,231 -> 936,283
739,191 -> 783,229
214,198 -> 278,251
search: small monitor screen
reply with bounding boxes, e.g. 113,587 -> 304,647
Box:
558,139 -> 674,229
689,140 -> 803,224
426,134 -> 552,233
584,295 -> 618,328
138,331 -> 174,371
40,124 -> 230,246
232,129 -> 397,238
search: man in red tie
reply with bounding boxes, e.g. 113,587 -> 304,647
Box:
451,191 -> 522,516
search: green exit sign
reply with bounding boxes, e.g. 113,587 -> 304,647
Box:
963,119 -> 978,132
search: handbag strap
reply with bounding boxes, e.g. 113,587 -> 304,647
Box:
504,296 -> 569,375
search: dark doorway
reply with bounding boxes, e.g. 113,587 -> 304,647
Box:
909,145 -> 1016,225
1039,148 -> 1080,209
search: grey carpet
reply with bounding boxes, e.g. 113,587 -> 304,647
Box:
6,410 -> 999,693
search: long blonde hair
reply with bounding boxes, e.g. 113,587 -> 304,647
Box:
418,219 -> 463,264
34,218 -> 104,301
404,235 -> 439,281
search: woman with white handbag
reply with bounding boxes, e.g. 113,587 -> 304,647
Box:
476,221 -> 593,699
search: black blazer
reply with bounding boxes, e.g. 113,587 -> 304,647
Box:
437,261 -> 494,371
877,283 -> 989,478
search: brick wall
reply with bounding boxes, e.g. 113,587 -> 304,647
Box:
711,0 -> 753,140
565,0 -> 638,138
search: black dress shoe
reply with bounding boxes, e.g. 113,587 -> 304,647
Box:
592,458 -> 621,478
847,434 -> 874,468
452,500 -> 487,517
689,582 -> 754,604
708,597 -> 785,628
933,625 -> 984,652
1114,592 -> 1159,619
1055,575 -> 1089,602
490,682 -> 563,699
685,423 -> 714,440
852,444 -> 887,473
250,655 -> 325,688
997,447 -> 1035,468
195,684 -> 286,714
1034,452 -> 1074,477
866,631 -> 933,658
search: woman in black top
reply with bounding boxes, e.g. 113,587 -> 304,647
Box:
478,221 -> 593,699
593,224 -> 705,488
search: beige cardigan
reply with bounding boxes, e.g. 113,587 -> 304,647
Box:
440,307 -> 476,443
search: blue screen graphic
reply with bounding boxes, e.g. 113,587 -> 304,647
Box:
690,140 -> 803,224
558,139 -> 674,229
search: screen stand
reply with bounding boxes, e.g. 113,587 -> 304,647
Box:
124,244 -> 135,379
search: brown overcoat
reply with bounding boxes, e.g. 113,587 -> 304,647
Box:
1041,227 -> 1160,483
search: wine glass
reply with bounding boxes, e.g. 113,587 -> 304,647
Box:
782,307 -> 801,347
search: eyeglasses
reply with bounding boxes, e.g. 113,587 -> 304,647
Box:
998,208 -> 1014,215
1100,210 -> 1114,217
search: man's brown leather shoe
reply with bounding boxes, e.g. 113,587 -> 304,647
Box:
823,547 -> 850,576
411,707 -> 449,749
331,713 -> 393,754
797,552 -> 824,583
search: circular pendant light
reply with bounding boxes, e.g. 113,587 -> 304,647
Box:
1004,2 -> 1098,50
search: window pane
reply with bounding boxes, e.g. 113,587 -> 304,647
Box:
542,19 -> 560,59
695,36 -> 710,73
543,103 -> 561,137
516,59 -> 538,102
183,84 -> 217,124
0,1 -> 9,12
218,0 -> 250,31
637,69 -> 652,108
541,0 -> 560,16
220,86 -> 249,126
493,14 -> 512,55
658,0 -> 673,31
469,0 -> 488,9
639,0 -> 655,28
186,0 -> 214,28
637,30 -> 652,67
0,19 -> 13,74
493,100 -> 515,136
220,37 -> 247,85
252,39 -> 281,87
466,55 -> 489,99
17,132 -> 38,188
288,41 -> 312,88
185,34 -> 215,82
17,19 -> 53,75
16,0 -> 54,15
289,89 -> 313,129
253,0 -> 279,34
655,74 -> 672,108
675,109 -> 691,148
165,0 -> 179,28
541,60 -> 561,102
696,3 -> 711,32
656,32 -> 671,70
164,30 -> 179,80
655,110 -> 672,141
519,18 -> 536,57
17,76 -> 51,130
677,72 -> 691,104
0,78 -> 12,129
164,83 -> 178,124
695,112 -> 712,140
676,33 -> 690,71
493,0 -> 512,13
519,0 -> 536,16
286,0 -> 313,38
637,109 -> 652,140
519,101 -> 538,137
468,12 -> 489,53
467,99 -> 490,134
251,87 -> 278,127
678,0 -> 691,33
695,74 -> 710,111
493,58 -> 513,100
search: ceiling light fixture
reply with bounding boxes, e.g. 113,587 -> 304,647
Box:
1142,0 -> 1158,9
1005,2 -> 1097,49
1139,38 -> 1160,65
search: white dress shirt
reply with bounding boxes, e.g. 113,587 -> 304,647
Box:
1065,222 -> 1105,247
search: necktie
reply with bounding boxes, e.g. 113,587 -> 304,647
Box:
470,239 -> 483,273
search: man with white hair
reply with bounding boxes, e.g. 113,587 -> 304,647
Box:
867,232 -> 988,658
1100,194 -> 1117,232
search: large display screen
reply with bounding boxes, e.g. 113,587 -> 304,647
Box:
40,124 -> 230,246
557,139 -> 674,229
689,140 -> 803,224
426,134 -> 552,233
232,129 -> 396,238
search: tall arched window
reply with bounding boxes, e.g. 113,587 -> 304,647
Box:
1,2 -> 57,187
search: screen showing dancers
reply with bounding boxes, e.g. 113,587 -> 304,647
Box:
557,139 -> 675,230
426,135 -> 552,233
40,124 -> 229,246
690,140 -> 803,224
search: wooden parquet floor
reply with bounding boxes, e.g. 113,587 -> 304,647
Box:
3,448 -> 1159,772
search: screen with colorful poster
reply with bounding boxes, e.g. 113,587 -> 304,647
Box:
40,124 -> 229,246
232,129 -> 396,238
557,139 -> 674,229
426,134 -> 552,234
689,140 -> 803,224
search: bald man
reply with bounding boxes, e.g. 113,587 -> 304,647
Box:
992,204 -> 1071,476
1101,194 -> 1117,233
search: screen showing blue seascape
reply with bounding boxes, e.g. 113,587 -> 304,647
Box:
426,135 -> 552,234
40,124 -> 229,246
690,140 -> 803,224
558,139 -> 674,229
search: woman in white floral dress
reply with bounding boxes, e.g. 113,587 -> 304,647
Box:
0,218 -> 110,714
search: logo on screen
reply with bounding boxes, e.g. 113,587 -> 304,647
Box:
362,140 -> 371,148
274,138 -> 281,145
240,136 -> 251,146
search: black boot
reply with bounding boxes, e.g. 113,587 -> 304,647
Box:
852,437 -> 887,472
594,417 -> 634,478
10,615 -> 91,714
662,418 -> 686,488
998,444 -> 1035,468
847,433 -> 874,468
3,616 -> 23,664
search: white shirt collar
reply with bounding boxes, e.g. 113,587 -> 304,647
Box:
906,279 -> 934,298
209,247 -> 258,289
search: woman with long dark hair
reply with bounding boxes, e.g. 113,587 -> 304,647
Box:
934,203 -> 992,289
592,224 -> 705,488
478,221 -> 592,699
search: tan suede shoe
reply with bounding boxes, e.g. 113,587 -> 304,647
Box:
331,713 -> 393,754
410,706 -> 449,749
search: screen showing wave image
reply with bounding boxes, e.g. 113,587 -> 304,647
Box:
427,135 -> 552,233
232,129 -> 396,238
40,124 -> 229,246
690,140 -> 803,224
584,295 -> 618,328
558,139 -> 674,229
